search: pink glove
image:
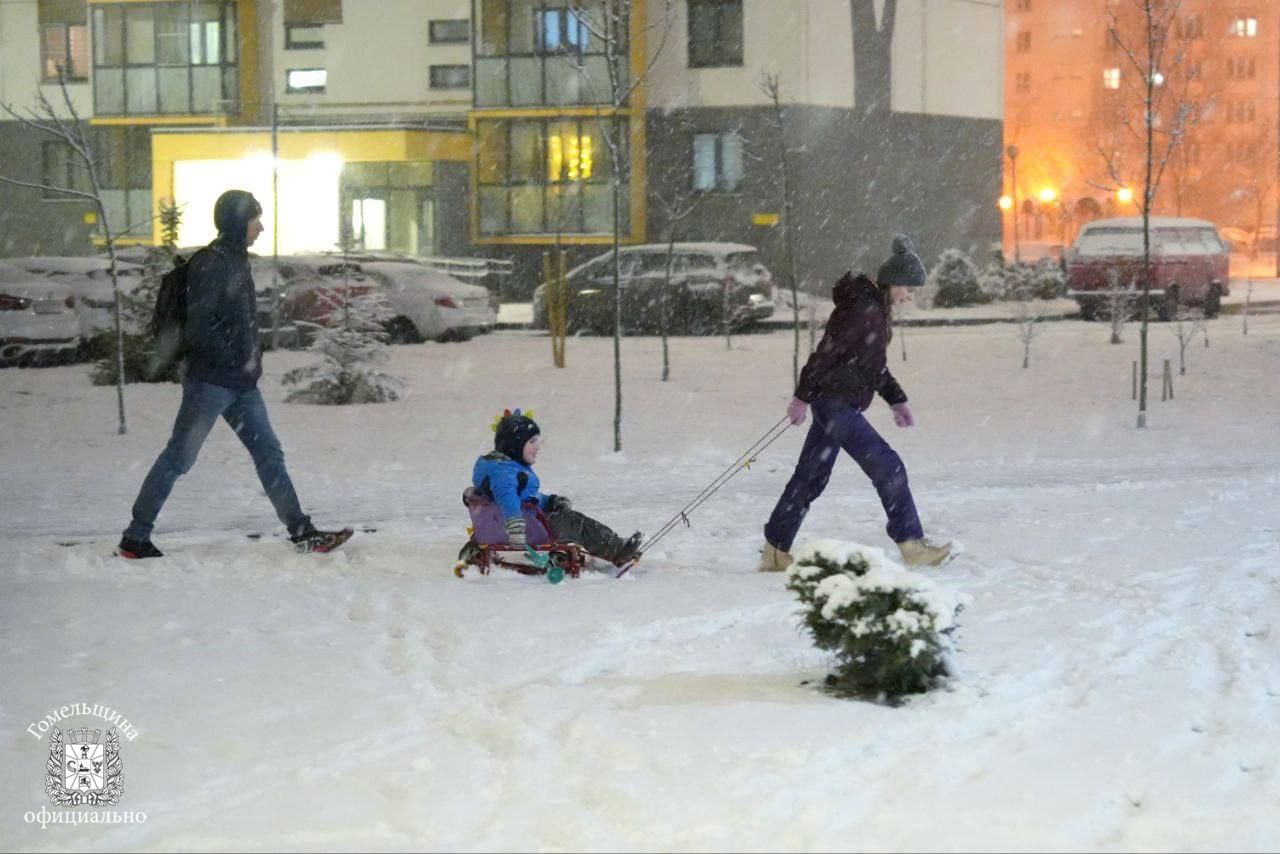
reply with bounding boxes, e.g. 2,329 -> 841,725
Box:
892,402 -> 914,428
786,397 -> 809,426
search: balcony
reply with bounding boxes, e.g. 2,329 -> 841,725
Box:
474,0 -> 630,108
91,1 -> 239,119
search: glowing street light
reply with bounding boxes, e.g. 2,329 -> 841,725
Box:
999,195 -> 1013,210
1116,187 -> 1134,204
1038,187 -> 1058,204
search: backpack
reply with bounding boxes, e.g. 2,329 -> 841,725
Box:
149,253 -> 191,369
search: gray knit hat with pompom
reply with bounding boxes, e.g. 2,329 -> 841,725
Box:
876,234 -> 927,288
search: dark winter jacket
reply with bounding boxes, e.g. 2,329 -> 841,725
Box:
183,237 -> 262,390
794,272 -> 907,411
472,452 -> 551,520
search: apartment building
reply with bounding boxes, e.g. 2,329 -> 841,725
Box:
0,0 -> 1004,293
1004,0 -> 1279,254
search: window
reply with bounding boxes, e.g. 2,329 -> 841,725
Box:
692,132 -> 744,192
1101,68 -> 1120,89
1187,58 -> 1203,80
1070,27 -> 1084,38
1016,31 -> 1031,52
536,7 -> 590,55
41,141 -> 87,198
1015,0 -> 1031,10
429,64 -> 470,89
91,1 -> 239,116
1230,17 -> 1258,38
1176,14 -> 1203,40
688,0 -> 743,68
1227,56 -> 1257,80
286,68 -> 326,93
40,24 -> 89,81
285,24 -> 323,49
475,116 -> 627,236
283,0 -> 342,26
1227,101 -> 1257,123
1015,71 -> 1032,93
429,19 -> 469,44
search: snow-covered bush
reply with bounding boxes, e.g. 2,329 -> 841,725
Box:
974,260 -> 1064,303
785,540 -> 967,701
283,279 -> 403,405
924,249 -> 989,308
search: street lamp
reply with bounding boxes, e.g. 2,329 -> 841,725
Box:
1007,144 -> 1021,263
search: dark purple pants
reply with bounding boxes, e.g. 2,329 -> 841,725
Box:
764,398 -> 923,552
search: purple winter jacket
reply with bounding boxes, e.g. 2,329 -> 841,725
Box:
793,272 -> 907,411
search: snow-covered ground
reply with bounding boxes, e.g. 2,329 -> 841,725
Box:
3,315 -> 1280,851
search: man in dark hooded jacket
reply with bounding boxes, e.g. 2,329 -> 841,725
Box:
117,190 -> 349,558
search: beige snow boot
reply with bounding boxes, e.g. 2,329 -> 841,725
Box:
897,537 -> 952,567
758,542 -> 794,572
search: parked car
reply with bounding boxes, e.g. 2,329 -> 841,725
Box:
271,255 -> 496,344
8,256 -> 147,340
531,242 -> 775,334
0,261 -> 81,365
1065,217 -> 1229,320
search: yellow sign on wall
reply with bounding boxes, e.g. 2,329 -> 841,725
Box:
83,212 -> 98,225
752,213 -> 780,227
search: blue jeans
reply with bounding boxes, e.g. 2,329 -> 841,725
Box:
124,378 -> 310,541
764,397 -> 923,552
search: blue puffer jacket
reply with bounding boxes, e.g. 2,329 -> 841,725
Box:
472,452 -> 551,520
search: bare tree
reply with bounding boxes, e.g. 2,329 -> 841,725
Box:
651,187 -> 706,381
1,77 -> 131,434
760,71 -> 803,386
1105,269 -> 1139,345
568,0 -> 677,451
1168,306 -> 1205,375
1094,0 -> 1197,429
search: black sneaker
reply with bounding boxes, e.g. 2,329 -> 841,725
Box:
289,526 -> 354,554
117,537 -> 163,559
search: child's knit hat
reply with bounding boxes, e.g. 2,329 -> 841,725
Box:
493,409 -> 540,461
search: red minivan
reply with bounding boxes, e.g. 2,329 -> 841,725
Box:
1066,216 -> 1229,320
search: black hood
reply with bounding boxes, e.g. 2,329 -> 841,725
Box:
212,190 -> 262,248
832,271 -> 879,305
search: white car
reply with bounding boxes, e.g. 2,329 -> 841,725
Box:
8,256 -> 147,339
270,255 -> 497,344
0,261 -> 81,365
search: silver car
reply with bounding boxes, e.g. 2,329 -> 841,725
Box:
0,261 -> 81,365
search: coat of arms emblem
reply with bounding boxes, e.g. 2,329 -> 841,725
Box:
45,728 -> 124,806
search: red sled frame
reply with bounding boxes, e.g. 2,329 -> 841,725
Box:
454,509 -> 638,580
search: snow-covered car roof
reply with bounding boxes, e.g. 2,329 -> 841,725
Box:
0,261 -> 76,295
1079,216 -> 1221,232
623,242 -> 759,255
358,261 -> 487,297
7,256 -> 145,275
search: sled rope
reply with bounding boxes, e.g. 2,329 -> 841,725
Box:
639,416 -> 792,555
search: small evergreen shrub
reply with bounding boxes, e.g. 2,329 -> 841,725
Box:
925,249 -> 990,308
786,540 -> 967,701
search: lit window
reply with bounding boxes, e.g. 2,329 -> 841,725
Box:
1230,17 -> 1258,37
286,68 -> 326,93
547,133 -> 594,182
691,132 -> 743,192
537,8 -> 590,54
1103,68 -> 1120,89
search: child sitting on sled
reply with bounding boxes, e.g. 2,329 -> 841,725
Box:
471,409 -> 643,566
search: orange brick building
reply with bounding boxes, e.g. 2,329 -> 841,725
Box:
1003,0 -> 1279,260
